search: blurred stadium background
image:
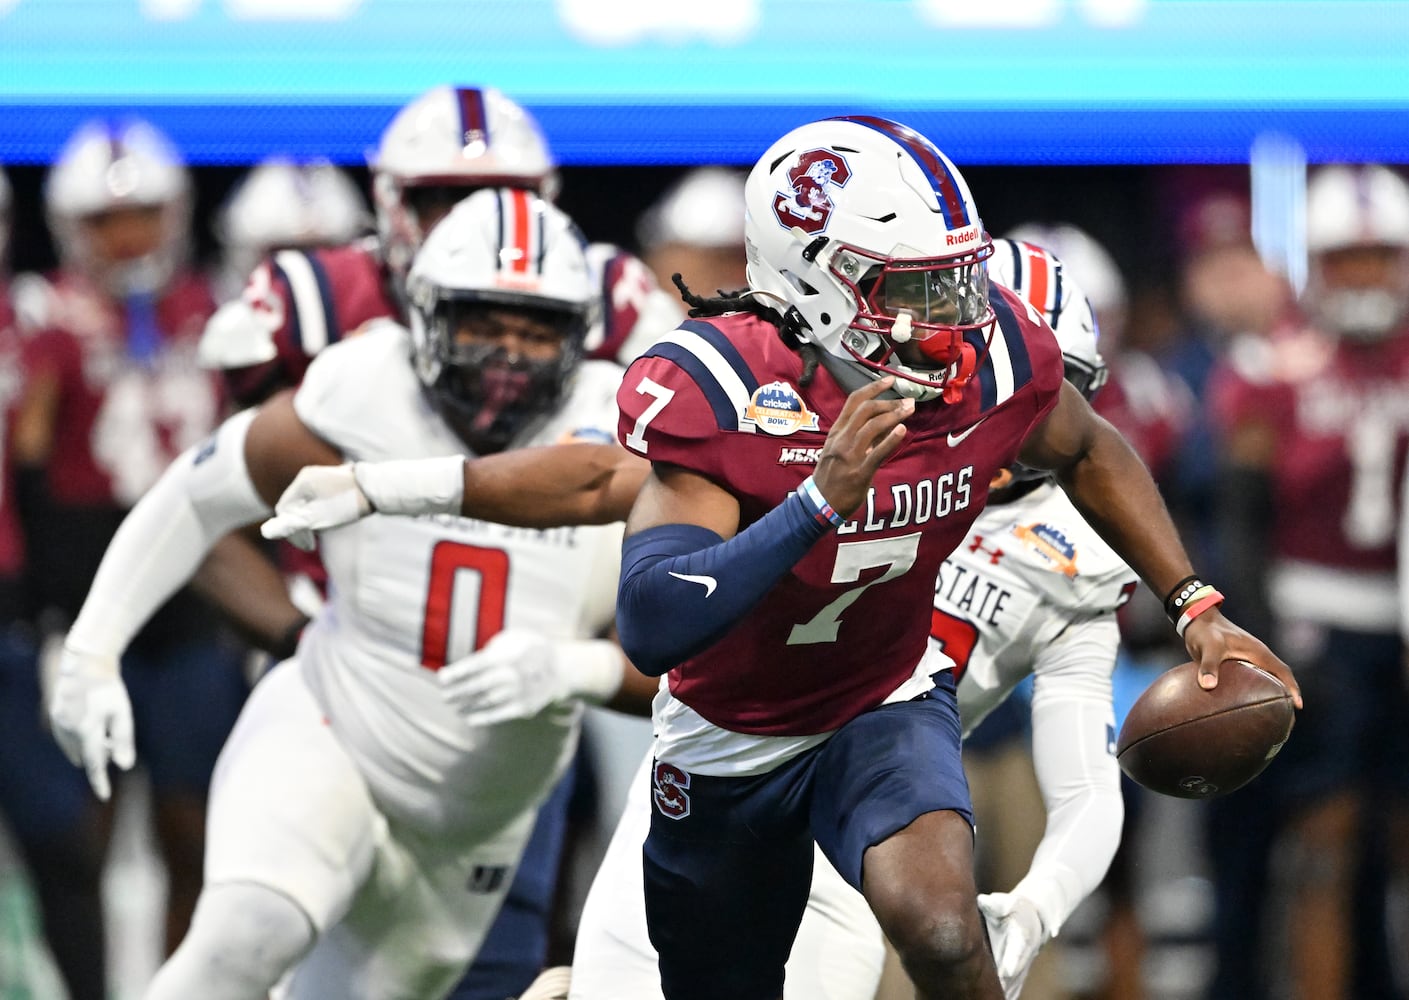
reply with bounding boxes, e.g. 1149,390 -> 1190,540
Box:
2,2 -> 1407,998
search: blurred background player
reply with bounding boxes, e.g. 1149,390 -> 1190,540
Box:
635,167 -> 749,298
209,156 -> 371,304
4,119 -> 248,994
1206,163 -> 1409,1000
2,162 -> 115,1000
49,188 -> 639,1000
194,83 -> 680,1000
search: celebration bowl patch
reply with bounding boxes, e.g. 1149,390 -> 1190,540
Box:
1014,522 -> 1079,577
745,381 -> 821,436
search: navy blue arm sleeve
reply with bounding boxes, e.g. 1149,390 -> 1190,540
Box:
616,491 -> 832,676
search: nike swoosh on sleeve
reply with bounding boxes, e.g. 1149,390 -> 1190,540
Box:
667,571 -> 717,598
946,418 -> 987,447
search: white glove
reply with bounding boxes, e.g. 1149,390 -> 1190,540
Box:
261,464 -> 371,551
439,631 -> 623,727
978,891 -> 1048,1000
262,456 -> 466,550
47,643 -> 136,802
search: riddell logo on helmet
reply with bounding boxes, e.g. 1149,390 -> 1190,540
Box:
772,148 -> 852,235
945,226 -> 980,247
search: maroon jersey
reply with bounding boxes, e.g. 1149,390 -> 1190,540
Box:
0,289 -> 24,578
217,241 -> 398,408
582,243 -> 683,365
616,287 -> 1063,735
23,270 -> 220,508
1211,325 -> 1409,573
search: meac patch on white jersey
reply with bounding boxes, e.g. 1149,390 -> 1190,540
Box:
290,324 -> 626,839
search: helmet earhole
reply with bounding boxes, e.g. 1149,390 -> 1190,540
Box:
819,312 -> 831,326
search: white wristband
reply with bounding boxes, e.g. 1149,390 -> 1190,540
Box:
557,639 -> 626,704
352,456 -> 466,518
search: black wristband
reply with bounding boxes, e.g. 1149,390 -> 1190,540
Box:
1163,575 -> 1208,623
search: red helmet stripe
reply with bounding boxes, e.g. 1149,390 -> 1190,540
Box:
510,188 -> 532,274
1022,243 -> 1050,317
840,116 -> 971,229
456,88 -> 489,150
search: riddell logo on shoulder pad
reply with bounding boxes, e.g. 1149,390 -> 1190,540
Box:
778,446 -> 822,465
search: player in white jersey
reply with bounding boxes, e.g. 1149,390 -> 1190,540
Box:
45,189 -> 639,1000
563,238 -> 1134,1000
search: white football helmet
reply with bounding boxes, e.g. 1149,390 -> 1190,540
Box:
637,167 -> 747,253
987,237 -> 1108,402
371,86 -> 559,300
407,187 -> 592,453
1305,164 -> 1409,340
743,116 -> 993,402
1004,221 -> 1127,341
44,119 -> 192,296
213,157 -> 371,301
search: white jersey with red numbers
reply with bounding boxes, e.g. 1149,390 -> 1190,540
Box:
289,322 -> 625,839
570,482 -> 1135,1000
202,323 -> 626,996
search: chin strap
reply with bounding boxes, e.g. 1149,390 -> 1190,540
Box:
940,341 -> 978,404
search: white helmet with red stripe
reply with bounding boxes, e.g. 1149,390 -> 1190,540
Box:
1305,163 -> 1409,340
743,116 -> 994,403
407,187 -> 592,452
371,85 -> 559,300
1004,221 -> 1126,341
44,118 -> 192,295
987,237 -> 1107,401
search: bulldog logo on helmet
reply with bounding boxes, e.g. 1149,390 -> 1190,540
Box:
773,148 -> 851,234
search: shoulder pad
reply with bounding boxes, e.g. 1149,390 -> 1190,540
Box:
617,319 -> 767,475
968,285 -> 1064,416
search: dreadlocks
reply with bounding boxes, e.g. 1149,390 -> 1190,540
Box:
670,274 -> 824,387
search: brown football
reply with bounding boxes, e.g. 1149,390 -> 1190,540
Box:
1116,659 -> 1295,799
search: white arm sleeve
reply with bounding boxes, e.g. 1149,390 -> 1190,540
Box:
65,408 -> 271,659
1013,614 -> 1125,937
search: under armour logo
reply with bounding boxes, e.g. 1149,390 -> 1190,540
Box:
968,535 -> 1003,565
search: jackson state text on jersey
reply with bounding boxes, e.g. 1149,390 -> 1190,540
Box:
615,288 -> 1064,736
